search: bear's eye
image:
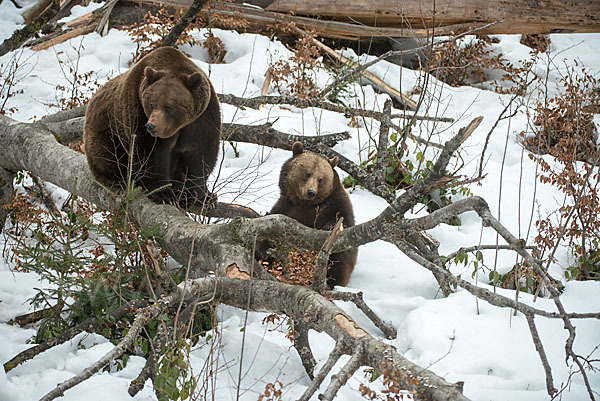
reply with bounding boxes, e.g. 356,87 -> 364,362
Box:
318,178 -> 323,183
305,172 -> 311,179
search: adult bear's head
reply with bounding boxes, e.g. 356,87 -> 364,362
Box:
140,66 -> 212,139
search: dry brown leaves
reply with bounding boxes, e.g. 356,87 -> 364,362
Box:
260,249 -> 318,286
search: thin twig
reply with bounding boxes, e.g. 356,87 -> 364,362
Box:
32,175 -> 60,215
445,244 -> 536,261
525,314 -> 556,397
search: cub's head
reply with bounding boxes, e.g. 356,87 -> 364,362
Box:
140,67 -> 212,139
282,142 -> 339,205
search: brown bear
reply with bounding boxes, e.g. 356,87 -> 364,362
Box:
259,142 -> 358,288
83,46 -> 221,207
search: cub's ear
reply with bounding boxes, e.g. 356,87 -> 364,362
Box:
292,141 -> 304,156
187,72 -> 206,90
144,67 -> 164,84
328,156 -> 339,167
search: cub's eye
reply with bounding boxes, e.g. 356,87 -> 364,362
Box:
305,172 -> 311,178
318,178 -> 323,183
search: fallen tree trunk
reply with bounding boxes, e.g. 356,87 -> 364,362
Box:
0,109 -> 471,401
258,0 -> 600,35
134,0 -> 600,37
18,0 -> 600,59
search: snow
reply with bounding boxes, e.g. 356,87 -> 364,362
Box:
1,1 -> 599,400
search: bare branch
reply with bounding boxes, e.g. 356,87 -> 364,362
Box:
0,166 -> 15,233
292,318 -> 317,380
3,300 -> 148,373
0,0 -> 60,57
445,244 -> 536,261
326,290 -> 397,339
298,340 -> 347,401
180,277 -> 470,401
39,105 -> 86,123
39,303 -> 161,401
128,323 -> 168,396
218,93 -> 453,123
312,217 -> 344,292
320,346 -> 363,401
526,314 -> 557,397
160,0 -> 208,47
376,99 -> 392,186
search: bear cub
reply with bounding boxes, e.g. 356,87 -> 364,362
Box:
260,142 -> 357,288
83,46 -> 221,207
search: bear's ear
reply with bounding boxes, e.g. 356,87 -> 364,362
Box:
291,141 -> 304,156
328,156 -> 339,167
144,67 -> 164,84
187,72 -> 205,90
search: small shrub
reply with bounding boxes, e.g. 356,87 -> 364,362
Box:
520,34 -> 550,53
527,68 -> 600,281
155,341 -> 198,401
44,41 -> 102,111
0,50 -> 32,115
360,362 -> 417,400
428,35 -> 509,87
268,30 -> 320,98
202,31 -> 227,63
257,381 -> 284,401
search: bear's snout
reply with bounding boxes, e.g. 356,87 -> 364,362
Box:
145,122 -> 156,136
306,189 -> 316,199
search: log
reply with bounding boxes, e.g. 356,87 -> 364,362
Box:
129,0 -> 600,36
30,25 -> 95,51
260,0 -> 600,35
17,0 -> 600,57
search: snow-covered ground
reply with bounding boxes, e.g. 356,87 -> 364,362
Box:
1,1 -> 599,400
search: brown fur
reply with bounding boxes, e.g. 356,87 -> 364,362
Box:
83,46 -> 221,206
259,142 -> 358,288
